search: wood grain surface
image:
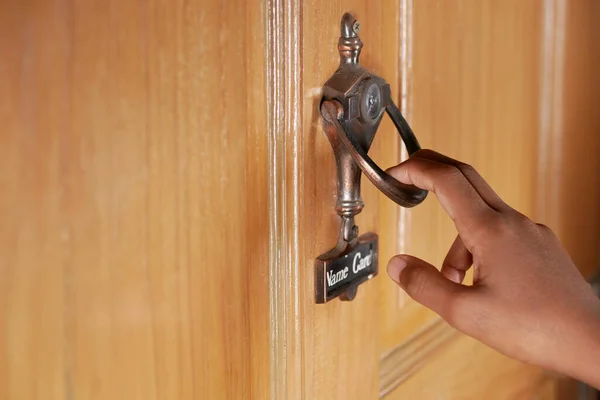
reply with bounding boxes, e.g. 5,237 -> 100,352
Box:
379,0 -> 545,354
0,0 -> 269,398
2,0 -> 599,399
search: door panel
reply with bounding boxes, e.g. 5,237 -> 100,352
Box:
378,0 -> 600,398
379,0 -> 544,353
548,0 -> 600,278
0,0 -> 269,398
385,335 -> 549,400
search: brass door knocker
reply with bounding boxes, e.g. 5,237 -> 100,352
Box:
315,13 -> 427,304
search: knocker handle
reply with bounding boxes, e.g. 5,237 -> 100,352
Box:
321,99 -> 428,208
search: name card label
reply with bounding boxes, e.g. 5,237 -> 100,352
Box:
315,233 -> 378,303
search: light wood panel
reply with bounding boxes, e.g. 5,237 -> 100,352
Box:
540,0 -> 600,277
0,0 -> 269,399
385,334 -> 550,400
380,319 -> 459,396
387,331 -> 597,400
380,0 -> 600,398
380,0 -> 545,352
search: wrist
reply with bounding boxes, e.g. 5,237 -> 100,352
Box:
559,303 -> 600,388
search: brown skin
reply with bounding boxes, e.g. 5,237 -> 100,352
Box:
386,149 -> 600,388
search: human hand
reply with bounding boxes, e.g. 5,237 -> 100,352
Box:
386,150 -> 600,388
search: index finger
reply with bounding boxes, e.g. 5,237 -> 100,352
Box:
387,156 -> 499,243
412,149 -> 507,211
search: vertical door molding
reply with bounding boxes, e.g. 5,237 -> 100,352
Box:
396,0 -> 413,308
268,5 -> 386,399
537,0 -> 566,230
266,0 -> 303,398
537,0 -> 600,277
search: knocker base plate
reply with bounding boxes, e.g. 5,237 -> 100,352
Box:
315,232 -> 378,303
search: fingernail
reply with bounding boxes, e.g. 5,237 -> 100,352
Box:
387,256 -> 407,286
444,268 -> 461,284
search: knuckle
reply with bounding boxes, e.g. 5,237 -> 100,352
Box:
536,222 -> 550,231
466,213 -> 507,255
403,157 -> 426,172
534,222 -> 559,243
496,214 -> 520,236
457,162 -> 476,176
493,210 -> 529,236
440,163 -> 463,181
412,148 -> 436,159
508,211 -> 541,237
535,223 -> 553,235
470,211 -> 550,254
512,210 -> 533,225
474,212 -> 504,236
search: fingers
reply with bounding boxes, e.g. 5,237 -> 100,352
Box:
387,255 -> 473,321
441,235 -> 473,284
387,156 -> 497,241
411,150 -> 506,211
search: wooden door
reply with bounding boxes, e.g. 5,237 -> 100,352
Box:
2,0 -> 600,399
275,0 -> 600,398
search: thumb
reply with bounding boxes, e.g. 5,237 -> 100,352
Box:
387,255 -> 470,320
